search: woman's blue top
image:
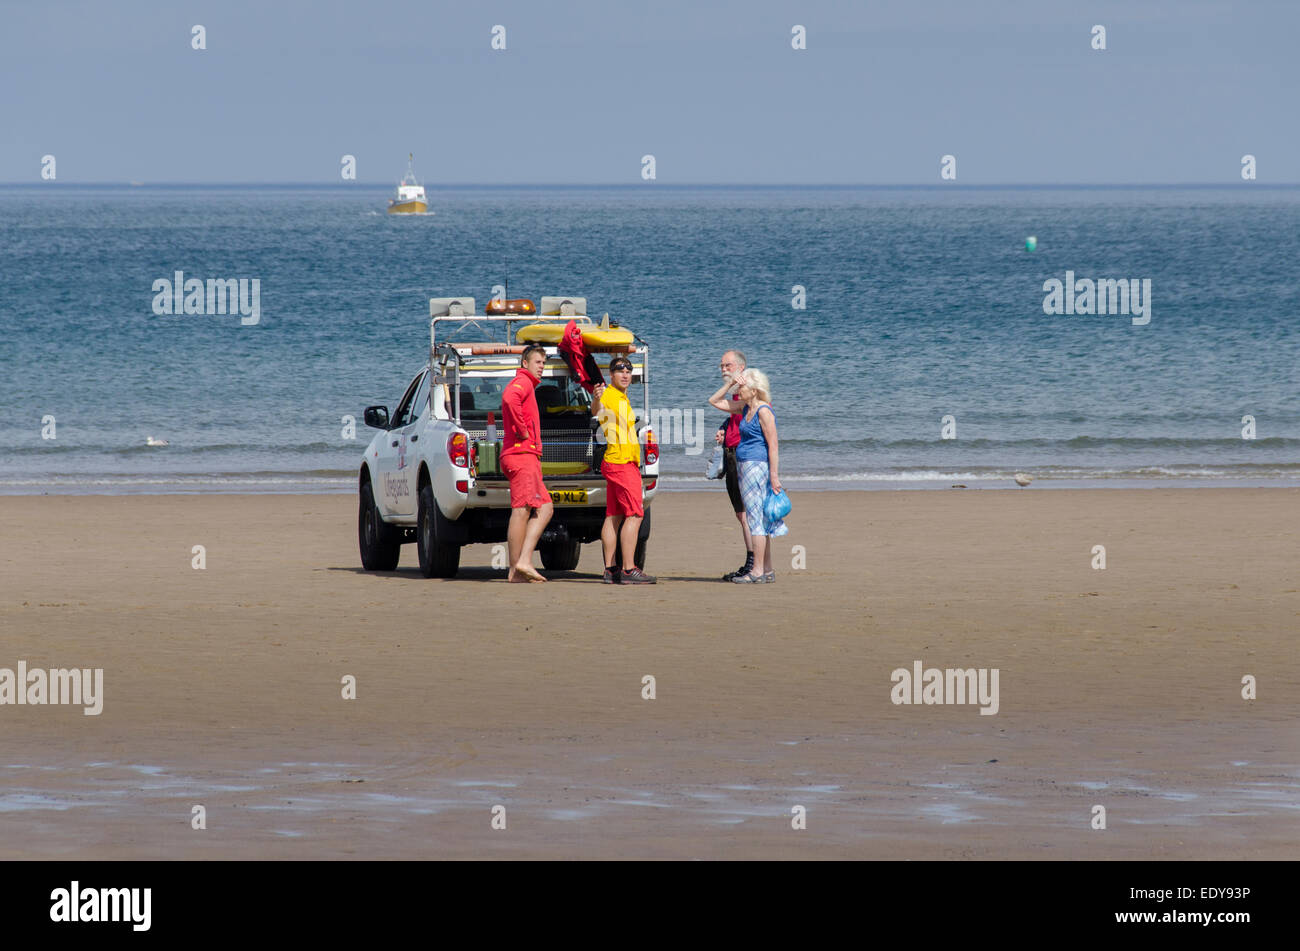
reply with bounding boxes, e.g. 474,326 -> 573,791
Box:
736,404 -> 776,462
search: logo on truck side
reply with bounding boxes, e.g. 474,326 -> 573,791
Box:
383,473 -> 409,502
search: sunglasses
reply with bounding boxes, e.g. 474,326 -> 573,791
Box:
610,363 -> 633,372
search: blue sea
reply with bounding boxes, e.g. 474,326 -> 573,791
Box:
2,184 -> 1298,493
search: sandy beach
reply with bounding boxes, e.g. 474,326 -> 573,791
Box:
1,487 -> 1297,859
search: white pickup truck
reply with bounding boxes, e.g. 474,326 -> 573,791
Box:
357,295 -> 659,577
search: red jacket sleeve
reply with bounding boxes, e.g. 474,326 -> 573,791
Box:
502,380 -> 527,442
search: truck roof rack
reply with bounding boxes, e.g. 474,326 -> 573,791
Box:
428,306 -> 650,426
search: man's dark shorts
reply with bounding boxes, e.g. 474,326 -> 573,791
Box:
724,445 -> 743,514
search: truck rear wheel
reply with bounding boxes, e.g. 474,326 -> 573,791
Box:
359,479 -> 401,571
539,537 -> 581,572
417,483 -> 461,578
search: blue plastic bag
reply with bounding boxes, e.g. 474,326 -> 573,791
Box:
764,488 -> 791,522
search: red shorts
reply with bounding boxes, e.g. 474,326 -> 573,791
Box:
502,453 -> 549,509
602,460 -> 644,517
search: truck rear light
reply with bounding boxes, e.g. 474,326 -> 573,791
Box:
455,479 -> 469,493
644,427 -> 658,465
448,432 -> 469,468
646,478 -> 657,491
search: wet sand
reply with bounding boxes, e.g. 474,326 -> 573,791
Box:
1,488 -> 1297,859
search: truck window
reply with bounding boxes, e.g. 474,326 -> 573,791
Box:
536,377 -> 592,418
391,370 -> 427,429
458,374 -> 594,425
457,379 -> 506,419
409,372 -> 431,424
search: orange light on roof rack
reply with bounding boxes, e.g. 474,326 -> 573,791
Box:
485,298 -> 536,316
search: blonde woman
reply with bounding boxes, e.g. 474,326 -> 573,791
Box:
708,368 -> 786,583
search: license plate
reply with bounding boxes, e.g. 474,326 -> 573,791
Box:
550,489 -> 588,504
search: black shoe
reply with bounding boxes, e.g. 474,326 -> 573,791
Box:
723,561 -> 754,581
603,566 -> 622,584
620,567 -> 657,584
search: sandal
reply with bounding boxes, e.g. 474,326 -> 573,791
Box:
723,561 -> 754,581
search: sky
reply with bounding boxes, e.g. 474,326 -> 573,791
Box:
1,0 -> 1296,184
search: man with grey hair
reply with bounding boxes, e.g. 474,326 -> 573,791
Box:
714,349 -> 754,580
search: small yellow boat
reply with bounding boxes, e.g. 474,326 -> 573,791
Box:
387,153 -> 428,214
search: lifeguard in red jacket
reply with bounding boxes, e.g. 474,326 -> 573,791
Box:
501,345 -> 552,582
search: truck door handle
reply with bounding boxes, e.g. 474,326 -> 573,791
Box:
410,435 -> 418,442
391,440 -> 399,447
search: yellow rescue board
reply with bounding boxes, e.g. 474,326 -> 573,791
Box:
515,324 -> 635,346
516,312 -> 635,347
581,327 -> 634,346
514,323 -> 566,344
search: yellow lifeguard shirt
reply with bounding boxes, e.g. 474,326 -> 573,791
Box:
598,386 -> 640,466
